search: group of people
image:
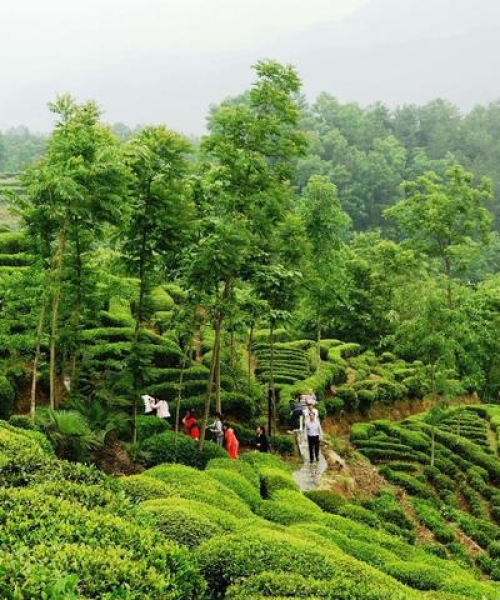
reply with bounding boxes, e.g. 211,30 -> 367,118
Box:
289,388 -> 323,464
142,394 -> 269,460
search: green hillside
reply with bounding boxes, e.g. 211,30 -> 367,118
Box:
3,418 -> 500,599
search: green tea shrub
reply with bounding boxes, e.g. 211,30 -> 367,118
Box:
241,451 -> 292,472
143,464 -> 253,517
412,499 -> 456,545
32,480 -> 131,514
0,376 -> 15,420
385,561 -> 447,591
367,493 -> 416,538
221,392 -> 257,420
119,474 -> 173,504
259,467 -> 298,498
335,385 -> 359,410
196,527 -> 414,599
270,434 -> 295,455
139,430 -> 225,469
305,490 -> 345,513
0,231 -> 29,253
402,375 -> 431,398
121,414 -> 170,443
206,468 -> 261,509
337,503 -> 382,528
150,285 -> 175,310
101,296 -> 134,327
450,509 -> 500,548
358,389 -> 377,414
8,414 -> 36,430
350,422 -> 376,442
206,457 -> 260,488
379,467 -> 436,500
137,497 -> 224,548
225,571 -> 376,600
0,541 -> 204,600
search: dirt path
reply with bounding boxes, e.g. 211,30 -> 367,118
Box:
293,431 -> 328,491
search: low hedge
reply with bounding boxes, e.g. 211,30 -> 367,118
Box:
305,490 -> 346,514
412,499 -> 456,545
206,468 -> 261,509
138,430 -> 226,469
143,464 -> 253,517
205,458 -> 260,488
119,474 -> 174,504
136,497 -> 227,548
195,527 -> 418,599
254,490 -> 323,526
0,376 -> 15,420
259,467 -> 298,498
0,487 -> 204,599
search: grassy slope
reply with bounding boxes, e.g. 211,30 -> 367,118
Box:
2,418 -> 500,599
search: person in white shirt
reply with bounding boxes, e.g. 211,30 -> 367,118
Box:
301,399 -> 319,431
151,398 -> 170,421
304,410 -> 322,464
142,394 -> 155,416
207,411 -> 224,446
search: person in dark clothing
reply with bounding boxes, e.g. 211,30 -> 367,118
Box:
255,425 -> 270,452
289,396 -> 303,431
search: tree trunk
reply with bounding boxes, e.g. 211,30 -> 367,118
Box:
199,328 -> 219,450
444,257 -> 453,309
229,326 -> 235,373
430,427 -> 435,467
215,321 -> 222,414
175,343 -> 191,440
131,232 -> 147,445
69,228 -> 83,385
30,299 -> 46,420
49,224 -> 68,409
269,325 -> 276,435
316,318 -> 322,368
248,323 -> 254,394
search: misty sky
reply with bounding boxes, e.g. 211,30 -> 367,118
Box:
1,0 -> 500,134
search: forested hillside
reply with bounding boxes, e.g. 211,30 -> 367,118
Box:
2,60 -> 500,598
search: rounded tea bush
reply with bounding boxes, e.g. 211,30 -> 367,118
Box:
143,464 -> 253,517
119,474 -> 174,504
139,430 -> 225,469
206,468 -> 261,509
137,496 -> 223,548
206,457 -> 260,488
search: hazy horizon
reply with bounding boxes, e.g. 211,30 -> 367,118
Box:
2,0 -> 500,135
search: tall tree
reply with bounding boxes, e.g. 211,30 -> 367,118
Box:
122,126 -> 193,443
385,166 -> 492,308
191,60 -> 307,447
22,96 -> 128,408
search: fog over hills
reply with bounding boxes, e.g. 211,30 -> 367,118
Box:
1,0 -> 499,133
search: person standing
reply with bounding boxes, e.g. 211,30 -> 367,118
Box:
142,394 -> 156,416
182,409 -> 200,441
255,425 -> 269,452
304,410 -> 322,464
289,396 -> 303,431
208,411 -> 224,446
151,397 -> 170,421
224,424 -> 239,459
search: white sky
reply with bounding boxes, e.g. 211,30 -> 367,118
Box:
1,0 -> 499,134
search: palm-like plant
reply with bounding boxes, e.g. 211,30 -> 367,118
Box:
43,409 -> 100,462
69,395 -> 130,444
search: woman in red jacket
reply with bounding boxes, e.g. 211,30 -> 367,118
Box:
224,424 -> 239,460
182,409 -> 200,441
